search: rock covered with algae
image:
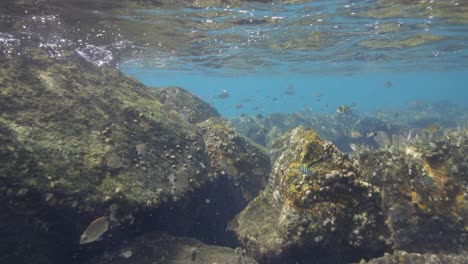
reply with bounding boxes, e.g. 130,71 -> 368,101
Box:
90,232 -> 258,264
0,48 -> 269,263
151,87 -> 221,124
355,129 -> 468,252
230,126 -> 389,263
198,118 -> 270,202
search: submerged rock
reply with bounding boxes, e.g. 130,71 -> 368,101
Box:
355,129 -> 468,252
231,126 -> 389,263
357,250 -> 468,264
152,86 -> 220,124
90,232 -> 258,264
198,118 -> 270,202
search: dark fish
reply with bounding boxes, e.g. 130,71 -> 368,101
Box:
336,105 -> 350,114
384,81 -> 392,88
80,216 -> 109,244
315,92 -> 323,100
235,103 -> 244,109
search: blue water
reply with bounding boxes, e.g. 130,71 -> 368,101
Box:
118,0 -> 468,118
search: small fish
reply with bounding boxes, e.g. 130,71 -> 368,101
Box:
350,131 -> 362,139
298,164 -> 311,176
349,143 -> 358,152
374,130 -> 392,147
80,216 -> 109,244
367,131 -> 377,138
336,105 -> 350,114
215,90 -> 230,99
135,143 -> 146,156
315,92 -> 323,101
420,175 -> 434,186
384,81 -> 392,88
235,103 -> 244,109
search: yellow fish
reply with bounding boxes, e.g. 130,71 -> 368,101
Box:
80,216 -> 109,244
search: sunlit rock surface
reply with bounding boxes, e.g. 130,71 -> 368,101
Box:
90,232 -> 258,264
231,127 -> 389,263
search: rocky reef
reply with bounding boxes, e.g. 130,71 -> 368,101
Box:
230,125 -> 467,263
355,129 -> 468,253
1,1 -> 467,264
230,127 -> 389,263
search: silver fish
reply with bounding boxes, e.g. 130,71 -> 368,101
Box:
80,216 -> 109,244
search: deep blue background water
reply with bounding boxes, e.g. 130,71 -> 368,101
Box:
118,0 -> 468,118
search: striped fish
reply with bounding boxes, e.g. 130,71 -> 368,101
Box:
336,105 -> 350,114
419,175 -> 434,186
298,164 -> 312,176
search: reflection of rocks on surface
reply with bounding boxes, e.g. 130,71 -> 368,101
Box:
90,232 -> 258,264
231,127 -> 389,263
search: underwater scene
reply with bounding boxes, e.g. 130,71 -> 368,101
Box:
0,0 -> 467,264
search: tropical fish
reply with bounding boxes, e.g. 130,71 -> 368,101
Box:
419,175 -> 434,186
336,105 -> 350,114
80,216 -> 109,244
384,80 -> 392,88
298,164 -> 312,176
350,130 -> 362,139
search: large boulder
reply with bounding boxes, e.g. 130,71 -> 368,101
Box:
0,49 -> 270,263
230,126 -> 389,263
